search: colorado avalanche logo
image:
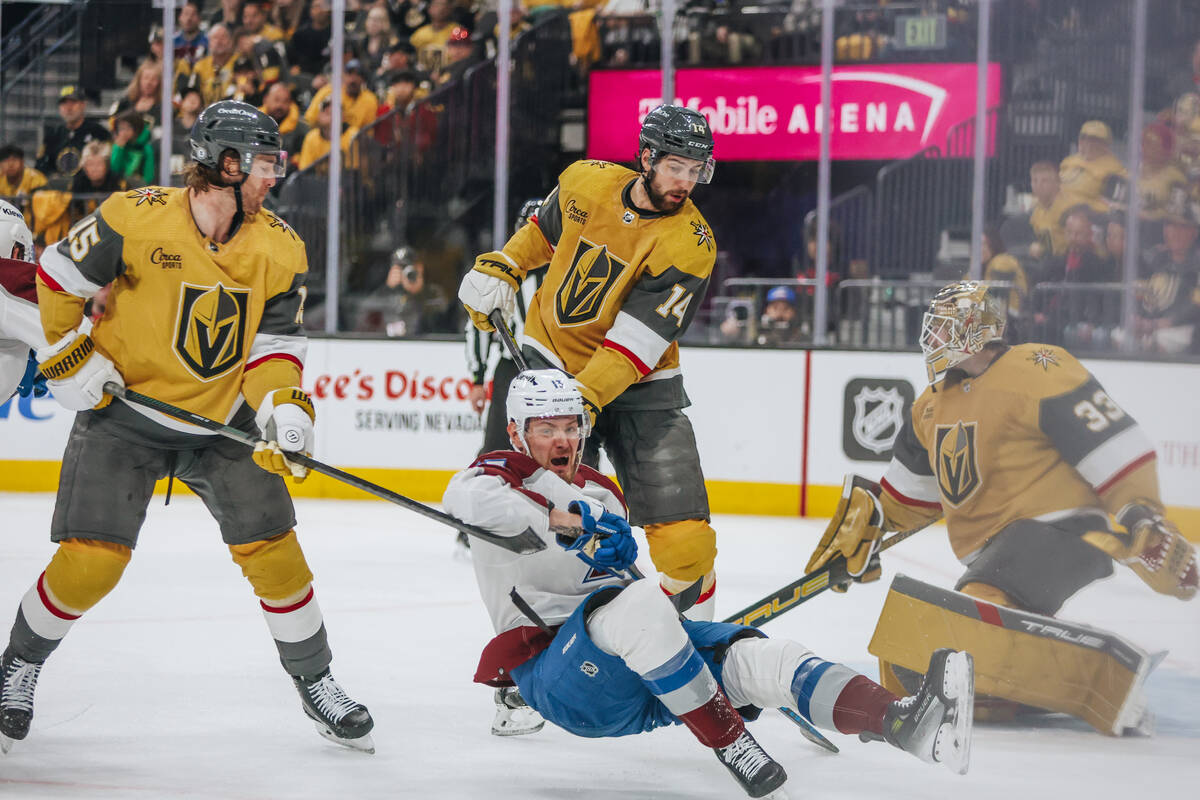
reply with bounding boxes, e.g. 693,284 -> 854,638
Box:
127,187 -> 168,207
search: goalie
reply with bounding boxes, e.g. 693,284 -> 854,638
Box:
807,280 -> 1197,735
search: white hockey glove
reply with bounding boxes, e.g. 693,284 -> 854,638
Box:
253,388 -> 315,483
36,330 -> 123,411
458,256 -> 520,332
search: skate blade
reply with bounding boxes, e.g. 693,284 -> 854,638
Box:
0,734 -> 13,755
492,719 -> 545,736
934,651 -> 974,775
314,722 -> 376,754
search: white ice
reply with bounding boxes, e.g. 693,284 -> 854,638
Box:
0,493 -> 1197,799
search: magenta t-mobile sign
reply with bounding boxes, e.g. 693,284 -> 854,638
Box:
587,63 -> 1003,162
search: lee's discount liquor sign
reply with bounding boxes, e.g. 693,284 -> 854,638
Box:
587,63 -> 1002,162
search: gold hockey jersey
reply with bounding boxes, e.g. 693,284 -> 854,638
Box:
880,343 -> 1159,561
477,159 -> 716,410
36,187 -> 308,435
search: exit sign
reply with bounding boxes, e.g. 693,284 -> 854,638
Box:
895,15 -> 947,50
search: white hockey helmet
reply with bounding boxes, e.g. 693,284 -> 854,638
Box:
506,368 -> 591,455
0,200 -> 34,263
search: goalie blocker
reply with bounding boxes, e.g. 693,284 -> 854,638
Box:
869,574 -> 1155,736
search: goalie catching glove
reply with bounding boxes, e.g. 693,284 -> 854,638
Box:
253,388 -> 315,483
36,330 -> 123,411
806,475 -> 885,591
560,500 -> 638,575
1083,501 -> 1198,600
458,254 -> 522,332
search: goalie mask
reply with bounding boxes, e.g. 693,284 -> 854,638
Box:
507,369 -> 591,476
920,281 -> 1006,386
0,200 -> 34,262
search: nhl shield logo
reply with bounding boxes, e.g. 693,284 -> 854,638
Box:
842,378 -> 915,461
173,282 -> 250,381
555,237 -> 626,327
934,421 -> 981,507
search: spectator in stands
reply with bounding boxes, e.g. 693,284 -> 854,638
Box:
1135,185 -> 1200,354
109,111 -> 157,187
304,60 -> 380,130
290,0 -> 334,82
226,56 -> 264,106
1044,206 -> 1114,284
1137,123 -> 1187,223
36,85 -> 112,179
70,141 -> 126,223
355,246 -> 448,336
981,226 -> 1029,316
298,96 -> 361,172
375,71 -> 436,154
375,40 -> 426,92
695,21 -> 761,66
209,0 -> 243,29
171,84 -> 207,163
355,4 -> 401,76
755,285 -> 806,346
262,82 -> 310,172
382,0 -> 429,41
411,0 -> 458,74
1028,160 -> 1072,263
1100,213 -> 1127,280
436,27 -> 481,85
174,1 -> 209,66
243,0 -> 286,43
194,24 -> 239,104
111,60 -> 164,129
270,0 -> 309,41
0,145 -> 47,227
1059,120 -> 1126,213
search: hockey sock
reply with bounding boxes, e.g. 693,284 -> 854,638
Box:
9,573 -> 80,663
792,657 -> 898,736
260,587 -> 332,677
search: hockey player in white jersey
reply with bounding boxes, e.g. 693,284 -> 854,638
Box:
443,370 -> 977,797
0,200 -> 48,401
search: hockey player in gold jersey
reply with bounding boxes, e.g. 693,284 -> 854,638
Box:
458,105 -> 722,618
807,281 -> 1197,735
0,101 -> 374,754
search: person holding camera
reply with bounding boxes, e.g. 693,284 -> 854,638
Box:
356,246 -> 447,337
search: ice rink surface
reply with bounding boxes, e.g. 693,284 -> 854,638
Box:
0,493 -> 1197,799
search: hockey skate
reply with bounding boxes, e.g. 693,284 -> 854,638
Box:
1,647 -> 43,754
866,648 -> 974,775
293,669 -> 375,754
491,686 -> 544,736
713,729 -> 789,799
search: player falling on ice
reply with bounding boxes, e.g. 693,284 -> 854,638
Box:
0,100 -> 374,754
0,200 -> 49,403
807,280 -> 1197,735
458,104 -> 726,620
442,369 -> 976,799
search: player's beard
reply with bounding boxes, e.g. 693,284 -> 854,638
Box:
643,172 -> 687,214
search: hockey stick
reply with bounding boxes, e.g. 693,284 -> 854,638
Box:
102,382 -> 546,555
723,522 -> 934,629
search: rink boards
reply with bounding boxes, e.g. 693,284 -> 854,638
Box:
1,340 -> 1197,534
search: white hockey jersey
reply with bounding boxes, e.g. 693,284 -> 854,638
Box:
0,255 -> 47,400
442,449 -> 630,686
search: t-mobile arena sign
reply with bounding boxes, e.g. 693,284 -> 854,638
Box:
588,64 -> 1002,162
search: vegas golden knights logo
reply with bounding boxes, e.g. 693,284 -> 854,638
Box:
934,421 -> 981,507
174,282 -> 250,381
555,238 -> 625,327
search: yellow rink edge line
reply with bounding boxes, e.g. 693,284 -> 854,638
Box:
1,461 -> 1197,541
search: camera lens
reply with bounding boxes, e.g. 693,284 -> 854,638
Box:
403,266 -> 419,282
733,305 -> 749,321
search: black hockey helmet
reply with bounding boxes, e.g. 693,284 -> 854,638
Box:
638,104 -> 715,183
189,100 -> 286,178
515,198 -> 542,233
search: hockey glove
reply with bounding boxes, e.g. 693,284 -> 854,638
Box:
36,330 -> 123,411
806,475 -> 885,592
17,350 -> 48,398
572,378 -> 601,427
561,500 -> 637,574
458,255 -> 521,332
253,387 -> 315,483
1083,501 -> 1198,600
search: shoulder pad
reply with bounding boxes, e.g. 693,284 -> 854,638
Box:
1003,343 -> 1090,394
103,186 -> 174,232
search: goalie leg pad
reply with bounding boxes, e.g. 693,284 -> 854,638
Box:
869,575 -> 1155,735
644,519 -> 716,584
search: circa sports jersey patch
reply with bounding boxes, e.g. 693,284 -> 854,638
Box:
173,281 -> 250,381
934,421 -> 981,507
1028,348 -> 1060,371
556,237 -> 626,327
127,187 -> 168,207
691,220 -> 714,252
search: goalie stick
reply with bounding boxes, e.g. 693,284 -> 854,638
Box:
103,382 -> 546,555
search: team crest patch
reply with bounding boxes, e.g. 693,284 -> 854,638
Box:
555,237 -> 626,327
1028,348 -> 1059,371
691,220 -> 713,251
127,187 -> 168,207
263,210 -> 297,240
579,661 -> 599,678
934,421 -> 981,507
173,281 -> 250,381
622,210 -> 635,224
